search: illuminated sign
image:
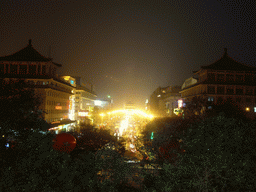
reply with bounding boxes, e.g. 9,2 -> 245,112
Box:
70,80 -> 74,84
94,100 -> 102,106
55,106 -> 62,110
178,99 -> 183,109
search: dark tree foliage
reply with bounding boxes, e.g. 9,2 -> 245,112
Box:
73,123 -> 125,156
0,79 -> 49,155
0,130 -> 135,191
0,79 -> 49,133
140,117 -> 190,165
152,114 -> 256,191
205,101 -> 249,121
183,96 -> 249,121
139,99 -> 256,191
182,95 -> 209,119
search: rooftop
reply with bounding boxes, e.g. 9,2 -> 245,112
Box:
200,48 -> 256,71
0,39 -> 61,67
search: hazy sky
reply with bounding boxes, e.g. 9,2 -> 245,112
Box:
1,0 -> 255,109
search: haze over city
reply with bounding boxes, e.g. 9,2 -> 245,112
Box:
1,0 -> 255,109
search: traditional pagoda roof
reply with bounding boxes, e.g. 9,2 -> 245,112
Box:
200,48 -> 256,71
0,40 -> 61,67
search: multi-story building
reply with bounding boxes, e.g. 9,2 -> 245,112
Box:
59,76 -> 77,121
0,39 -> 76,132
73,76 -> 97,125
149,86 -> 182,116
180,48 -> 256,118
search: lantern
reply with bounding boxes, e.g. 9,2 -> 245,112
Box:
52,133 -> 76,153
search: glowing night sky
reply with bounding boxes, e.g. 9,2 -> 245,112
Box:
1,1 -> 255,109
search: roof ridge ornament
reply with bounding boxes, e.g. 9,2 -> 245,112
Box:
28,39 -> 32,46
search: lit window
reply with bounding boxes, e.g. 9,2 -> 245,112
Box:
254,107 -> 256,113
157,95 -> 161,97
246,107 -> 250,112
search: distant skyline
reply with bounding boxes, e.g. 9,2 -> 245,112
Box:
1,0 -> 255,109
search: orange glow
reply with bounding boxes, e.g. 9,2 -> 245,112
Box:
55,106 -> 62,110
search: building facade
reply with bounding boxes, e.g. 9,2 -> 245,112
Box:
180,48 -> 256,118
149,86 -> 182,116
73,76 -> 97,125
0,40 -> 76,132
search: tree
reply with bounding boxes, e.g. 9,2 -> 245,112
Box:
154,113 -> 256,191
183,96 -> 249,121
138,116 -> 189,165
71,123 -> 126,157
206,100 -> 248,121
0,79 -> 49,132
182,95 -> 209,119
0,79 -> 49,153
0,130 -> 135,191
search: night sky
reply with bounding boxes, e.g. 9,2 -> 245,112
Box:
1,0 -> 255,109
